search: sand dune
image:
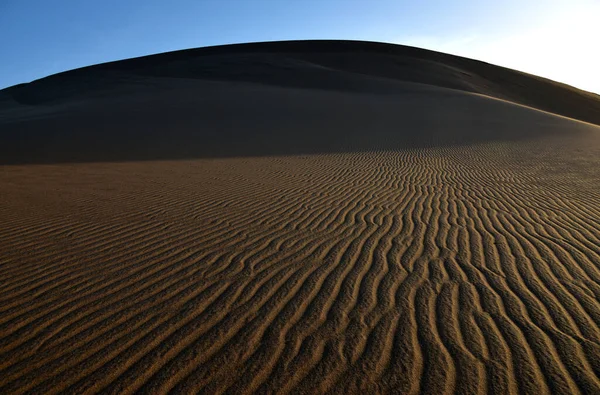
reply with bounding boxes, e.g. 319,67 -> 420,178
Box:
1,40 -> 600,394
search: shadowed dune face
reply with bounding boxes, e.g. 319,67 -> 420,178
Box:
1,40 -> 599,165
3,40 -> 600,121
1,41 -> 600,394
0,77 -> 597,165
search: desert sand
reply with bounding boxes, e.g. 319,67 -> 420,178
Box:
1,40 -> 600,394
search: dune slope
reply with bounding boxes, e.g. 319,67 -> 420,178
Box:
1,41 -> 600,394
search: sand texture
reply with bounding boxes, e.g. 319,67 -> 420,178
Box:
1,41 -> 600,394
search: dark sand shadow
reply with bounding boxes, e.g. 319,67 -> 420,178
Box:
1,40 -> 599,165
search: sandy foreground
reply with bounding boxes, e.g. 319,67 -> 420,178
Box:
1,41 -> 600,394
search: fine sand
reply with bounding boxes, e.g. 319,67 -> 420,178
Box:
1,40 -> 600,394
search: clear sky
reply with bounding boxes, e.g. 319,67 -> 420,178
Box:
1,0 -> 598,94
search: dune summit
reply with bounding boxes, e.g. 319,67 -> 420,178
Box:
1,40 -> 600,394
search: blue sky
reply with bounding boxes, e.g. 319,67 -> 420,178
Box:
1,0 -> 598,93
